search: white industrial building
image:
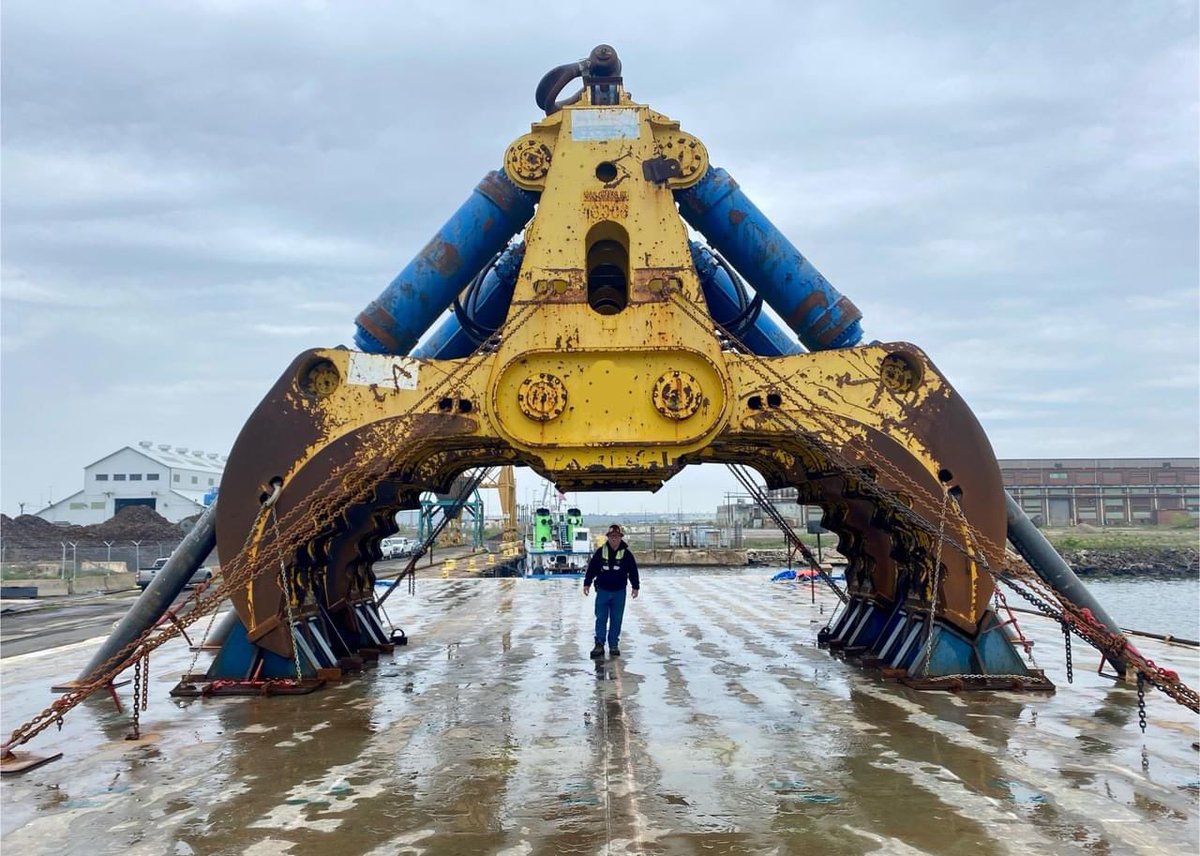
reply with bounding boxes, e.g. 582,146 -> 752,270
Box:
37,442 -> 226,525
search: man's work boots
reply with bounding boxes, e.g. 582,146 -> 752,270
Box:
590,642 -> 604,659
609,647 -> 621,657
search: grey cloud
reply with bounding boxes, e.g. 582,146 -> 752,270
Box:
2,0 -> 1196,515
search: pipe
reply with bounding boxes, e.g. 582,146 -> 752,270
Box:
1003,604 -> 1199,648
74,501 -> 218,684
410,242 -> 526,359
675,166 -> 863,351
689,242 -> 803,356
354,170 -> 538,355
1004,492 -> 1128,674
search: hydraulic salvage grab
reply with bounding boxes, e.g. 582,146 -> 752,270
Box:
212,44 -> 1048,691
9,47 -> 1198,772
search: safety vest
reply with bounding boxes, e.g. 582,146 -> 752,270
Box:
602,545 -> 626,572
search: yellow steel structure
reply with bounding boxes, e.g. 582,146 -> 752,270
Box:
216,75 -> 1005,661
478,465 -> 519,545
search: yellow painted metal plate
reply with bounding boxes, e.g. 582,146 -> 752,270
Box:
492,348 -> 727,450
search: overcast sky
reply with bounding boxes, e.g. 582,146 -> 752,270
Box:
2,1 -> 1197,518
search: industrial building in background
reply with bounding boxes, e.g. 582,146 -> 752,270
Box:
1002,457 -> 1199,527
35,441 -> 226,525
749,457 -> 1199,530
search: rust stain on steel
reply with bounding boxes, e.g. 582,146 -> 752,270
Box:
354,303 -> 402,353
477,169 -> 525,210
728,208 -> 746,225
814,296 -> 864,347
786,291 -> 830,329
426,240 -> 462,277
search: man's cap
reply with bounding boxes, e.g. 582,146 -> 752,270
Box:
607,524 -> 624,536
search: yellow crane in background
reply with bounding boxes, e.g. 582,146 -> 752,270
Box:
478,466 -> 519,547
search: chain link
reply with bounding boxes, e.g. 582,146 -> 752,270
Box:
1061,620 -> 1074,684
663,289 -> 1200,720
999,560 -> 1199,715
129,657 -> 143,740
272,509 -> 305,682
919,490 -> 950,676
140,654 -> 150,711
1136,673 -> 1147,733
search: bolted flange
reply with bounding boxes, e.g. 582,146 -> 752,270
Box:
652,370 -> 701,420
517,373 -> 568,421
880,351 -> 923,394
506,138 -> 553,183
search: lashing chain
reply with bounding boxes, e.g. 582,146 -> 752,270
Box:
668,290 -> 1200,718
1000,560 -> 1199,715
1136,673 -> 1148,733
1061,620 -> 1074,683
3,291 -> 555,754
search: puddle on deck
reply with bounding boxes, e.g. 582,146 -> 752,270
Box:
2,572 -> 1197,855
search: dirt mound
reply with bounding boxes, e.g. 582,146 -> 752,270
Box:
0,514 -> 82,548
89,505 -> 184,541
1,505 -> 185,548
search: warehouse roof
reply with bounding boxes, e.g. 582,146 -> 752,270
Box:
86,443 -> 227,474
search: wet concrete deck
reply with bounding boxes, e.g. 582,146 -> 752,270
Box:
2,571 -> 1198,855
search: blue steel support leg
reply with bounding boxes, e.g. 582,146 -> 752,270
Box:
689,242 -> 803,356
411,242 -> 526,359
676,166 -> 863,351
355,171 -> 537,355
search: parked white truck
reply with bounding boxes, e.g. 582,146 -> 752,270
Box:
136,557 -> 215,591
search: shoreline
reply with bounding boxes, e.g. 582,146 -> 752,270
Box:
632,545 -> 1199,578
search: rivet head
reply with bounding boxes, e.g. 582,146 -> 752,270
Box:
652,370 -> 701,420
517,374 -> 568,421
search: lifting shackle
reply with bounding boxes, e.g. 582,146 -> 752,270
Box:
535,44 -> 623,114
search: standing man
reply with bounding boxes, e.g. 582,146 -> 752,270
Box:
583,524 -> 640,658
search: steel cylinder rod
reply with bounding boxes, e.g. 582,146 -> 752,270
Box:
72,501 -> 219,685
1004,492 -> 1129,675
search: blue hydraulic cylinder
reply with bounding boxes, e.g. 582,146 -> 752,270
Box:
689,242 -> 803,357
354,170 -> 538,355
676,166 -> 863,351
410,242 -> 526,359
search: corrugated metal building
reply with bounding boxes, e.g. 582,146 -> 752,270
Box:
37,441 -> 225,525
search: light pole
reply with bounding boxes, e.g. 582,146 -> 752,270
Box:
69,542 -> 78,590
132,540 -> 142,575
104,541 -> 114,562
60,542 -> 67,580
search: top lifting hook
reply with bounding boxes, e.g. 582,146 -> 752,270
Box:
535,44 -> 622,115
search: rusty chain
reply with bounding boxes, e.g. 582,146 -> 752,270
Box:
919,490 -> 950,677
668,289 -> 1200,716
3,290 -> 555,754
129,656 -> 143,740
1062,620 -> 1074,684
999,557 -> 1199,714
